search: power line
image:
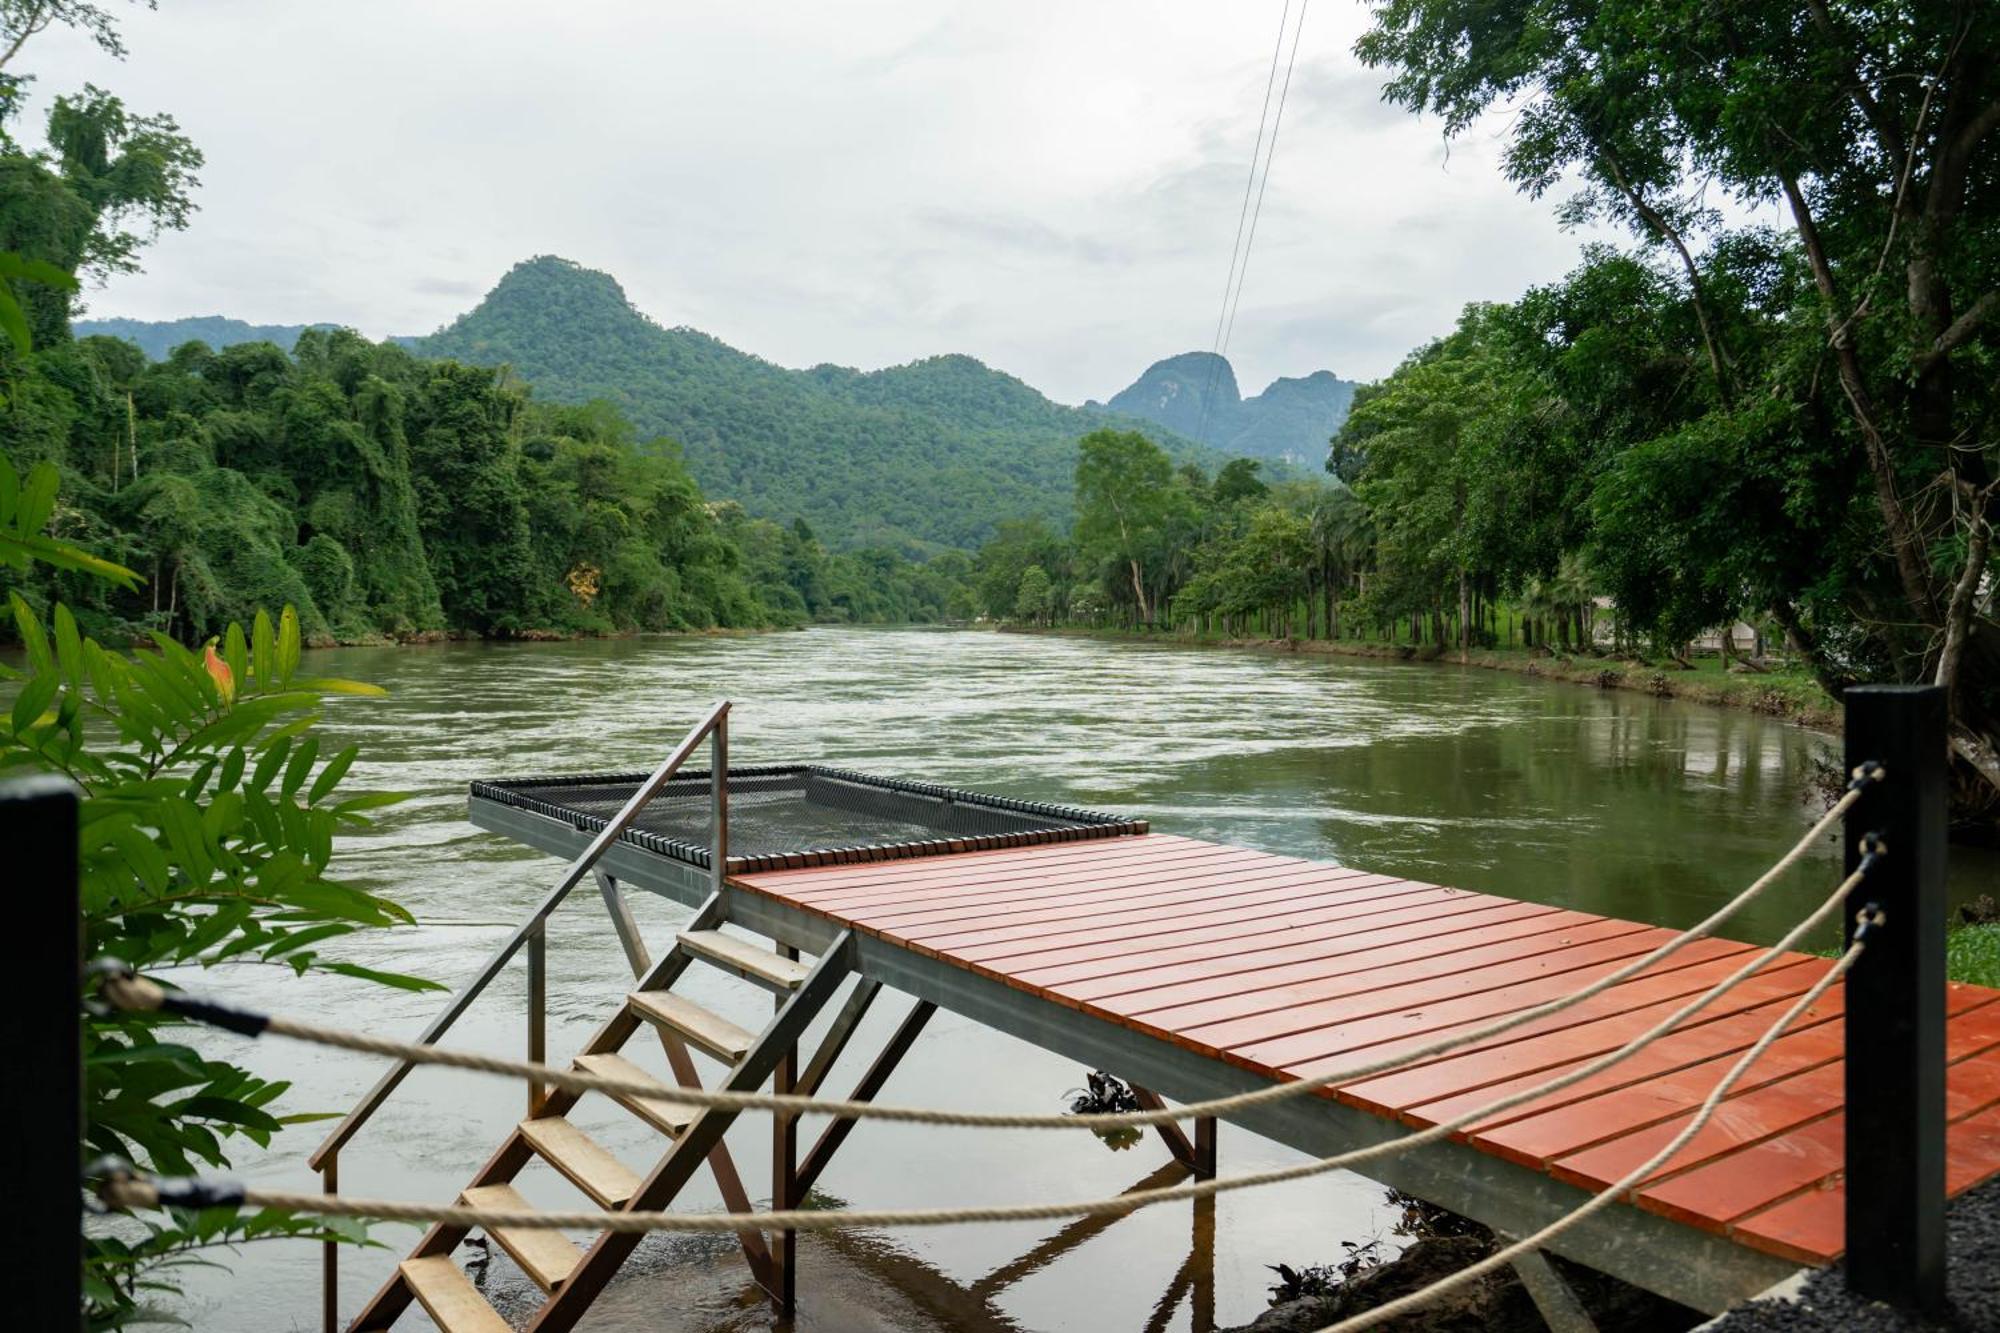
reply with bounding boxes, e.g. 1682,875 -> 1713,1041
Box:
1194,1 -> 1293,447
1220,0 -> 1309,363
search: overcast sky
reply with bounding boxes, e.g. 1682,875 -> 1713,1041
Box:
24,1 -> 1621,404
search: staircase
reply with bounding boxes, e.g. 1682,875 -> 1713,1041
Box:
348,904 -> 852,1332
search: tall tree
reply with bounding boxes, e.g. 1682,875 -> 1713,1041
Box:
1074,428 -> 1177,624
1358,0 -> 2000,794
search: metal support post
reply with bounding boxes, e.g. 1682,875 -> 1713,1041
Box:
1843,684 -> 1947,1314
3,776 -> 82,1330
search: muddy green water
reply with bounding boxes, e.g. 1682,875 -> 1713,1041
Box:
162,627 -> 1986,1332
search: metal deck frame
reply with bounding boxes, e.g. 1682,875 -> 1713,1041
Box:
471,794 -> 1805,1317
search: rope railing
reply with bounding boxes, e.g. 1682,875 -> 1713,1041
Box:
92,854 -> 1879,1236
96,770 -> 1879,1136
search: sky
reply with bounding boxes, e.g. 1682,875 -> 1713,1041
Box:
23,1 -> 1624,404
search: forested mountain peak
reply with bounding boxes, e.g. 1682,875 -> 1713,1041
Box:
1103,351 -> 1354,468
71,314 -> 339,359
409,256 -> 1230,551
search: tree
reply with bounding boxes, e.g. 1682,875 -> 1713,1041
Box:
1356,0 -> 2000,794
1013,563 -> 1053,624
1074,428 -> 1177,624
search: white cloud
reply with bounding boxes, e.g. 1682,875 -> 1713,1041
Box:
22,0 -> 1624,401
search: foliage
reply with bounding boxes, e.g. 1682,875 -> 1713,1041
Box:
2,590 -> 434,1326
0,327 -> 802,643
413,255 -> 1237,553
1353,0 -> 2000,798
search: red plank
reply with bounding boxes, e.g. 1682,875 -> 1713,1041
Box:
1000,888 -> 1520,982
1200,937 -> 1755,1065
1098,909 -> 1621,1017
1030,897 -> 1557,998
1123,920 -> 1658,1034
1364,975 -> 1844,1128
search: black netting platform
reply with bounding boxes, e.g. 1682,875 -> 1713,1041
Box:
469,765 -> 1147,873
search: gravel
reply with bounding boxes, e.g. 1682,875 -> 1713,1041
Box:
1704,1176 -> 2000,1333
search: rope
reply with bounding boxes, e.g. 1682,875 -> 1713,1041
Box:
1315,913 -> 1877,1333
95,860 -> 1875,1235
96,778 -> 1874,1133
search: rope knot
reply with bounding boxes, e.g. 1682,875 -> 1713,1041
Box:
1853,903 -> 1888,942
1847,760 -> 1886,791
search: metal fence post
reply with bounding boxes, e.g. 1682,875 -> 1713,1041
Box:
1,775 -> 82,1330
1843,684 -> 1947,1313
711,709 -> 729,899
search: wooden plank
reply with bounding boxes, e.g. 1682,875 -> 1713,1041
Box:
678,929 -> 812,991
943,878 -> 1450,965
1260,942 -> 1764,1077
399,1255 -> 512,1333
1410,989 -> 1847,1133
518,1116 -> 642,1208
958,881 -> 1468,978
854,857 -> 1376,932
741,834 -> 1216,898
1542,994 -> 2000,1194
1121,919 -> 1658,1032
574,1052 -> 696,1136
460,1184 -> 582,1292
1350,969 -> 1842,1125
1077,904 -> 1601,1011
1024,895 -> 1553,995
1195,936 -> 1755,1061
797,841 -> 1295,910
628,990 -> 756,1063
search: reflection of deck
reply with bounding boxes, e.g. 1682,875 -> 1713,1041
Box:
468,796 -> 2000,1316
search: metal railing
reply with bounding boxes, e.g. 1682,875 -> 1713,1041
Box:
310,700 -> 731,1332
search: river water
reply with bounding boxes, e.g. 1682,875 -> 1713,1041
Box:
160,627 -> 1980,1331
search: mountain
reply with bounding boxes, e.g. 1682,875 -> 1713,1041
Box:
1102,351 -> 1355,468
72,314 -> 338,359
407,255 -> 1224,551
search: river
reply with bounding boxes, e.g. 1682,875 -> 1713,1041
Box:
158,626 -> 1985,1331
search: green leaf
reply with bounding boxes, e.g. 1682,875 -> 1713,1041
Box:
276,606 -> 300,685
54,603 -> 84,692
290,676 -> 389,698
281,737 -> 318,799
251,609 -> 275,689
307,744 -> 356,804
222,623 -> 249,701
10,672 -> 57,734
10,592 -> 53,675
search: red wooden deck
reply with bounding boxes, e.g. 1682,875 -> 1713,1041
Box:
733,832 -> 2000,1268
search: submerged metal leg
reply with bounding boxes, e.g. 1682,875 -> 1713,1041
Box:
772,944 -> 801,1315
1511,1247 -> 1601,1333
796,998 -> 937,1196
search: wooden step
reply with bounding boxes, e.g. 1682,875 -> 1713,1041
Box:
627,990 -> 756,1063
460,1183 -> 582,1292
399,1255 -> 510,1333
575,1052 -> 696,1136
678,929 -> 812,991
518,1116 -> 642,1208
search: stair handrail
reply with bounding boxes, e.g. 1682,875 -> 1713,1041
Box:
307,699 -> 731,1172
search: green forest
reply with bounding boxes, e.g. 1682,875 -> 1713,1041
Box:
413,254 -> 1239,553
965,0 -> 2000,816
0,78 -> 979,641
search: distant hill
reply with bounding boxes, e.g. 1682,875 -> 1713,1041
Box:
1100,351 -> 1354,468
408,256 -> 1227,551
72,314 -> 339,360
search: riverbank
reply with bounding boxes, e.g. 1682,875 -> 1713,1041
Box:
1001,626 -> 1841,731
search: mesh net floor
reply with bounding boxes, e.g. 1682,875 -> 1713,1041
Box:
471,766 -> 1143,871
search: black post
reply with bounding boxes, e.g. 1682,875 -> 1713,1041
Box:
1843,685 -> 1947,1313
0,776 -> 82,1329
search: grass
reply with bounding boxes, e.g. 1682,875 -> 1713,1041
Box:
1948,923 -> 2000,988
